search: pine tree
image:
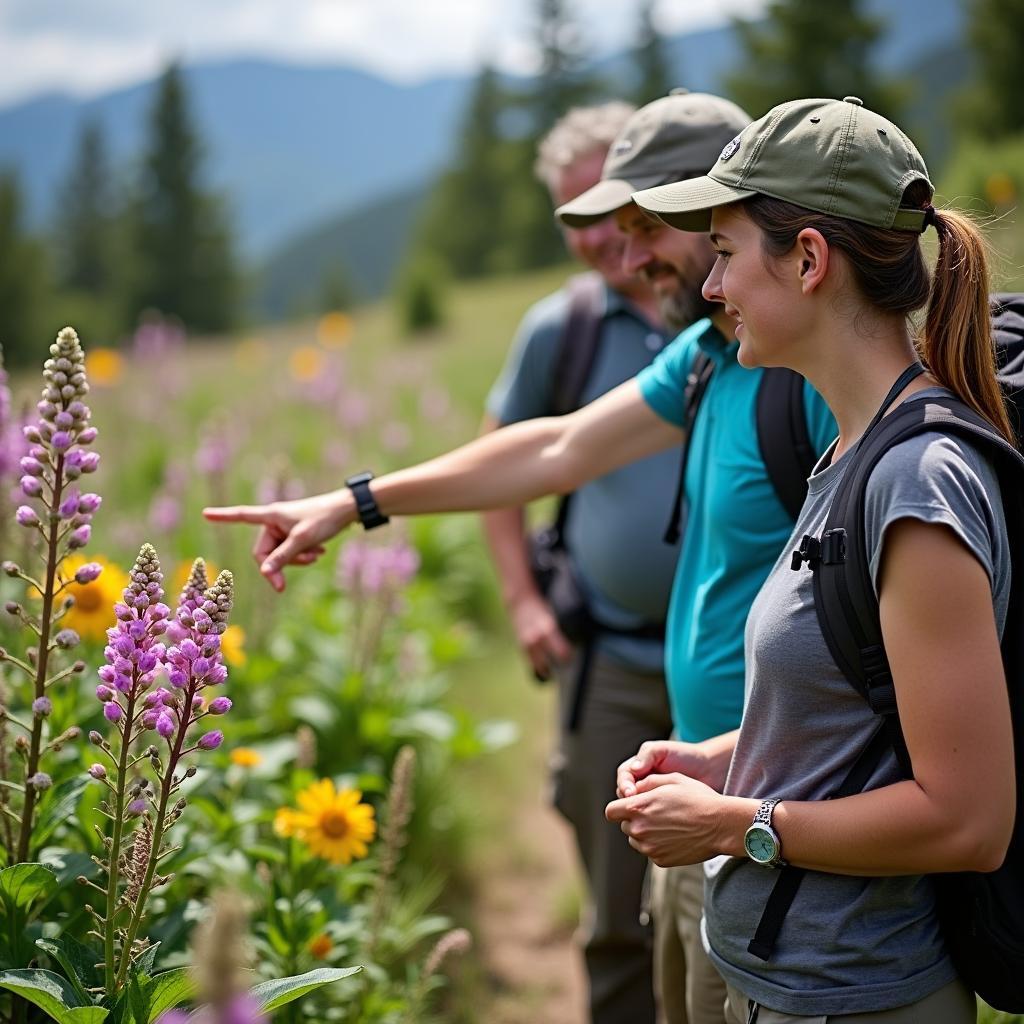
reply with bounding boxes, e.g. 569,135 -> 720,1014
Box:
530,0 -> 599,137
726,0 -> 904,120
57,119 -> 115,295
958,0 -> 1024,138
632,0 -> 674,105
129,63 -> 236,332
0,172 -> 48,366
415,65 -> 512,278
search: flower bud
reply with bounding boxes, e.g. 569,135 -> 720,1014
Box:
2,561 -> 19,577
31,697 -> 52,718
96,684 -> 114,702
89,730 -> 104,745
103,702 -> 122,723
156,713 -> 176,739
198,731 -> 223,750
68,525 -> 91,549
27,772 -> 52,791
78,427 -> 98,444
54,629 -> 80,649
16,506 -> 39,527
4,601 -> 19,616
79,452 -> 100,473
207,697 -> 232,715
73,562 -> 103,585
126,799 -> 147,816
184,765 -> 198,778
51,431 -> 72,452
20,476 -> 43,497
19,457 -> 44,476
59,494 -> 79,519
78,493 -> 102,515
87,764 -> 107,781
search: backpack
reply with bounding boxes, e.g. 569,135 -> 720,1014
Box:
751,328 -> 1024,1010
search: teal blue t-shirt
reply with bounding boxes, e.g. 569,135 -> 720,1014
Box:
637,319 -> 837,742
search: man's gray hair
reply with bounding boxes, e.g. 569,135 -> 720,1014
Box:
534,101 -> 636,191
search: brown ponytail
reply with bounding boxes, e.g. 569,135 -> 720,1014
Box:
923,209 -> 1015,444
743,190 -> 1015,445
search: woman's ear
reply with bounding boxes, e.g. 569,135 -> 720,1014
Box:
794,228 -> 830,295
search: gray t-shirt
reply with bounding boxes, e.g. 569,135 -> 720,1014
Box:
486,279 -> 677,671
705,389 -> 1010,1016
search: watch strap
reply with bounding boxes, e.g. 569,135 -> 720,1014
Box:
345,471 -> 389,530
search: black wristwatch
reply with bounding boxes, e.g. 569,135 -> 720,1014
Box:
345,471 -> 389,530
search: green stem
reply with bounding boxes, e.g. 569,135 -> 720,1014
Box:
103,685 -> 140,994
15,456 -> 64,864
114,679 -> 198,989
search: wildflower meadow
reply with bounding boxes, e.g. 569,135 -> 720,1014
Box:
0,293 -> 530,1023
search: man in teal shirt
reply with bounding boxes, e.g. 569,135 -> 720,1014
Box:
557,99 -> 837,1024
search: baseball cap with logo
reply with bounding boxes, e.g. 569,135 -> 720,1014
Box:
555,90 -> 752,228
631,96 -> 934,232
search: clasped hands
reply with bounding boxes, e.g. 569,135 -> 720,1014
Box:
605,739 -> 731,868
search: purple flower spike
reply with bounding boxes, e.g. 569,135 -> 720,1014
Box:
87,764 -> 107,781
156,713 -> 176,739
126,799 -> 147,816
208,697 -> 232,715
16,506 -> 39,527
198,730 -> 223,750
50,431 -> 72,452
103,702 -> 123,723
32,696 -> 52,717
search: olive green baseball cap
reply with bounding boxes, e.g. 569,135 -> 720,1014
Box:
632,96 -> 933,232
555,91 -> 752,228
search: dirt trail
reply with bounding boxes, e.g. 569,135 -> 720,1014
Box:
462,690 -> 588,1023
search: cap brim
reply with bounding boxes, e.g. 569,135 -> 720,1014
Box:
556,175 -> 663,228
632,175 -> 756,231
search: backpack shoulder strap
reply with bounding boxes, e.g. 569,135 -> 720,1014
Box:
756,368 -> 817,521
662,350 -> 715,544
550,272 -> 606,417
992,293 -> 1024,444
810,397 -> 1024,757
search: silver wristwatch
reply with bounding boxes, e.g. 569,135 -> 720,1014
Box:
743,798 -> 786,868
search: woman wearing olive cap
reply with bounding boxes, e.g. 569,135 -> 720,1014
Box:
606,96 -> 1017,1021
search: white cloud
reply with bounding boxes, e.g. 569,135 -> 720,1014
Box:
0,0 -> 767,106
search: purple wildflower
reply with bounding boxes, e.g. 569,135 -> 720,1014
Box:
87,763 -> 107,781
15,506 -> 39,527
207,697 -> 232,715
68,524 -> 91,548
31,696 -> 52,717
20,475 -> 43,497
27,772 -> 52,791
126,798 -> 147,816
198,730 -> 223,750
103,702 -> 123,723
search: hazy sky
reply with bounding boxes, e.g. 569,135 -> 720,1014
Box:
0,0 -> 765,106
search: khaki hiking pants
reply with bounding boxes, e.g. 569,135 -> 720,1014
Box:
652,862 -> 729,1024
552,646 -> 673,1024
724,978 -> 977,1024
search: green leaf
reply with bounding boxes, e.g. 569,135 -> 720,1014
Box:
249,966 -> 362,1011
34,776 -> 88,847
40,848 -> 100,889
133,942 -> 161,979
0,863 -> 58,915
35,935 -> 100,1005
0,968 -> 108,1022
141,967 -> 196,1023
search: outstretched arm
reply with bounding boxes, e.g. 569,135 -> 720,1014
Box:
205,378 -> 682,591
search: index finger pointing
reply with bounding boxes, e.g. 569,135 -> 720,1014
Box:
203,505 -> 272,524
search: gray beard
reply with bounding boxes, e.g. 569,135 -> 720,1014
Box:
660,282 -> 716,332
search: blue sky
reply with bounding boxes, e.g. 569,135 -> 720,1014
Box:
0,0 -> 765,105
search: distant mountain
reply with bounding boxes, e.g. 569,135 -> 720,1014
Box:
0,60 -> 466,256
0,0 -> 967,302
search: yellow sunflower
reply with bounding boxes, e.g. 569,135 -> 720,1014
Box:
274,779 -> 376,865
60,555 -> 130,642
221,624 -> 247,667
230,747 -> 262,768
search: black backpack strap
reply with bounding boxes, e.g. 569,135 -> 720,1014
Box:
756,368 -> 818,521
991,293 -> 1024,445
550,272 -> 606,417
663,351 -> 715,544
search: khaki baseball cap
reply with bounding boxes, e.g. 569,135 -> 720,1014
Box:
555,90 -> 752,228
632,96 -> 933,232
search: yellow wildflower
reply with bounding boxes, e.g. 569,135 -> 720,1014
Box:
316,312 -> 353,350
309,933 -> 333,959
289,346 -> 324,382
275,779 -> 376,865
85,347 -> 123,387
985,172 -> 1017,208
221,624 -> 247,667
60,555 -> 130,642
230,747 -> 262,768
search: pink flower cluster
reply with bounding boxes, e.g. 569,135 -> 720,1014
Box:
337,537 -> 420,597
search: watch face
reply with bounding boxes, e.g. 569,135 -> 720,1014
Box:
744,826 -> 778,864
